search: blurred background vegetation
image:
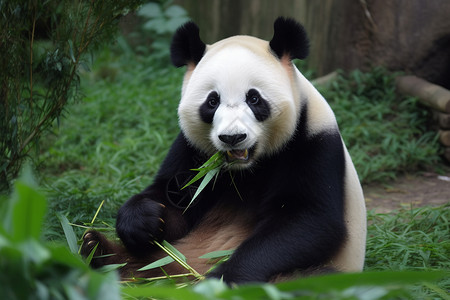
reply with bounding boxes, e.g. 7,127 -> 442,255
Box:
1,0 -> 449,299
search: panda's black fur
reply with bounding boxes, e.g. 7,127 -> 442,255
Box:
82,17 -> 365,284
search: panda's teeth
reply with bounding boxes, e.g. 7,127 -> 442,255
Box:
243,149 -> 249,159
226,149 -> 249,161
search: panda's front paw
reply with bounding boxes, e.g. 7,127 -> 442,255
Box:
116,196 -> 166,256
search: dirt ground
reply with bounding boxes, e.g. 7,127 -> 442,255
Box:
364,172 -> 450,213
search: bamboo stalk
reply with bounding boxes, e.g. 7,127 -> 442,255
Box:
396,75 -> 450,113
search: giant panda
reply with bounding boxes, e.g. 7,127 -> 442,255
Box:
81,17 -> 367,284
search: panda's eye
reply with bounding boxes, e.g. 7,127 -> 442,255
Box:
248,95 -> 259,105
246,90 -> 260,105
208,98 -> 219,108
207,92 -> 220,108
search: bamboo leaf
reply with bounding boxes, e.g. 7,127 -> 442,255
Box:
184,167 -> 220,212
181,169 -> 209,190
199,249 -> 235,259
182,152 -> 224,190
122,286 -> 207,300
138,256 -> 174,271
154,240 -> 203,279
57,213 -> 78,254
11,181 -> 46,241
162,240 -> 186,261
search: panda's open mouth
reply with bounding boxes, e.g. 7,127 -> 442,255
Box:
226,149 -> 249,162
224,146 -> 256,165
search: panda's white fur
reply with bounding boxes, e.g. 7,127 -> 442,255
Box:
82,17 -> 367,284
178,35 -> 366,271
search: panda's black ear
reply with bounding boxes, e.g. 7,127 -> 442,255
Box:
269,17 -> 309,61
170,21 -> 206,68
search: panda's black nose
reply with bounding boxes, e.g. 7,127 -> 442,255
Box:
218,134 -> 247,146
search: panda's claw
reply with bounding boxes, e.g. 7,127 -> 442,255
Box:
87,240 -> 97,248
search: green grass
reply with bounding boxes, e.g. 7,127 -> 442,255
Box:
39,47 -> 183,239
366,205 -> 450,271
365,205 -> 450,299
24,47 -> 449,298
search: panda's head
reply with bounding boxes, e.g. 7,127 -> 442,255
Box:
171,17 -> 309,169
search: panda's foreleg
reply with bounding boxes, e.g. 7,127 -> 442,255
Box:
115,191 -> 181,256
207,208 -> 346,284
115,132 -> 202,256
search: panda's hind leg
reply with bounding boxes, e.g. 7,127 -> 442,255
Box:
81,230 -> 128,269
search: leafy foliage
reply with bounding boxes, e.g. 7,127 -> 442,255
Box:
134,0 -> 189,65
120,271 -> 447,300
0,0 -> 144,191
0,167 -> 121,300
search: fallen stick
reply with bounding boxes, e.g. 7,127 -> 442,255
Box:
312,71 -> 338,87
444,148 -> 450,163
439,130 -> 450,147
432,110 -> 450,129
396,75 -> 450,113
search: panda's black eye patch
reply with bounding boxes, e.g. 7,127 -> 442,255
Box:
199,91 -> 220,124
246,89 -> 271,122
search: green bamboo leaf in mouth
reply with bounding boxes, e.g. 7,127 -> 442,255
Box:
180,149 -> 248,212
181,152 -> 225,212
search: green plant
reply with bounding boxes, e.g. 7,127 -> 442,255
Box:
0,166 -> 121,300
181,152 -> 225,210
118,270 -> 447,300
135,0 -> 189,63
0,0 -> 144,191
